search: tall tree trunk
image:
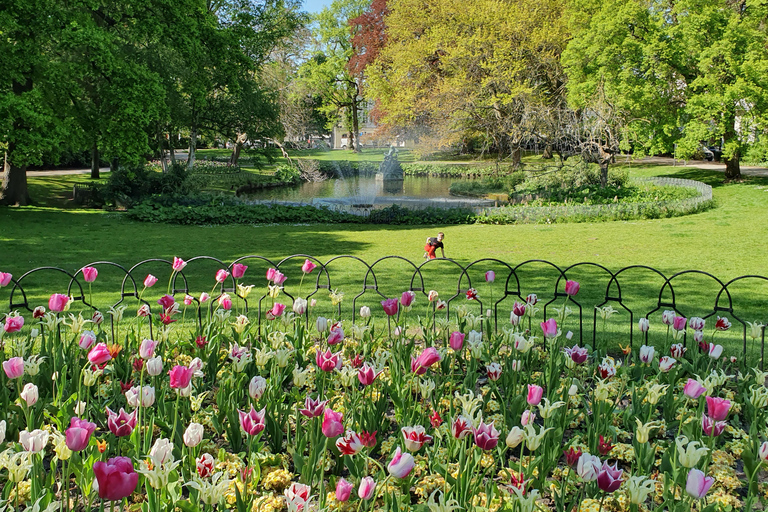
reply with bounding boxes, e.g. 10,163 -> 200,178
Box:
91,139 -> 100,179
170,139 -> 176,165
188,126 -> 197,170
229,133 -> 247,165
351,100 -> 360,153
542,144 -> 553,159
598,147 -> 612,188
511,147 -> 522,168
0,149 -> 30,206
723,115 -> 741,181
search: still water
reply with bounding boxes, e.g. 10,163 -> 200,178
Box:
242,176 -> 456,202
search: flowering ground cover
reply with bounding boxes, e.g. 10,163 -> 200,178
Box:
0,258 -> 766,511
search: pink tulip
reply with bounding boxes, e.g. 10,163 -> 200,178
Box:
172,257 -> 186,271
79,330 -> 96,350
327,327 -> 344,345
381,298 -> 399,316
302,259 -> 317,274
527,384 -> 544,406
139,339 -> 159,359
93,457 -> 138,501
705,396 -> 731,421
0,272 -> 12,287
270,303 -> 285,318
231,263 -> 248,279
485,270 -> 495,283
3,357 -> 24,379
451,416 -> 472,439
143,274 -> 158,288
316,349 -> 342,372
387,447 -> 415,478
105,407 -> 137,437
48,294 -> 69,313
299,396 -> 328,418
358,363 -> 381,386
564,345 -> 588,364
336,430 -> 364,455
183,294 -> 194,306
273,271 -> 287,285
65,417 -> 97,451
322,408 -> 344,437
521,410 -> 536,426
672,316 -> 687,331
219,294 -> 232,310
701,414 -> 726,436
168,365 -> 194,389
358,476 -> 376,500
401,291 -> 415,307
596,462 -> 623,493
82,266 -> 98,283
686,468 -> 714,499
238,406 -> 266,436
215,269 -> 230,283
157,295 -> 175,308
3,315 -> 24,333
541,318 -> 558,338
88,343 -> 112,365
683,379 -> 706,399
266,268 -> 277,281
449,331 -> 465,351
472,421 -> 500,450
336,477 -> 354,502
564,280 -> 580,296
410,347 -> 442,375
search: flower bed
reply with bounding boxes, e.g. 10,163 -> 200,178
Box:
0,261 -> 766,511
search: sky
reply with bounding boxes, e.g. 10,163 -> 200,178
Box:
302,0 -> 333,14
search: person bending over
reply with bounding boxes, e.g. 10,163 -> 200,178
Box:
423,232 -> 445,259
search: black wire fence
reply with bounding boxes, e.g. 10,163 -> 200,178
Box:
2,255 -> 766,367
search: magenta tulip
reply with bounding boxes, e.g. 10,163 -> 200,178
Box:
238,406 -> 266,436
564,345 -> 588,364
82,266 -> 98,283
401,291 -> 415,307
316,349 -> 342,372
387,447 -> 415,478
3,357 -> 24,379
0,272 -> 12,287
564,280 -> 580,296
683,379 -> 706,399
270,303 -> 285,318
485,270 -> 495,283
512,301 -> 526,317
88,343 -> 112,365
358,363 -> 381,386
157,295 -> 175,309
541,318 -> 558,338
449,331 -> 465,351
3,315 -> 24,334
172,257 -> 186,271
472,421 -> 500,450
273,271 -> 287,285
336,477 -> 354,502
596,462 -> 623,492
327,327 -> 344,345
672,316 -> 687,331
105,407 -> 137,437
93,457 -> 138,501
526,384 -> 544,406
301,259 -> 317,273
299,396 -> 328,418
705,396 -> 731,421
48,294 -> 69,313
168,365 -> 194,389
410,347 -> 442,375
322,408 -> 344,437
701,414 -> 726,436
686,468 -> 714,499
381,298 -> 399,316
231,263 -> 248,279
66,417 -> 97,451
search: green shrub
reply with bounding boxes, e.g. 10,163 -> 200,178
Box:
274,164 -> 302,184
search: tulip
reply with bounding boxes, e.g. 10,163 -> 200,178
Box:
146,356 -> 163,376
597,462 -> 624,492
540,318 -> 558,338
82,266 -> 98,282
526,384 -> 544,406
336,477 -> 354,502
359,306 -> 371,318
230,263 -> 247,279
473,421 -> 500,450
199,292 -> 210,303
316,349 -> 342,372
564,447 -> 582,467
299,259 -> 317,274
686,468 -> 714,499
0,420 -> 5,444
249,376 -> 267,400
521,410 -> 536,426
705,396 -> 731,421
197,453 -> 215,478
381,298 -> 399,316
142,274 -> 157,288
266,268 -> 277,281
358,363 -> 381,386
564,345 -> 588,364
577,453 -> 601,481
184,422 -> 204,447
293,298 -> 307,315
451,416 -> 471,439
336,430 -> 364,455
215,269 -> 230,283
410,347 -> 442,375
136,304 -> 150,318
672,316 -> 687,331
168,365 -> 194,389
316,316 -> 328,332
157,295 -> 175,309
238,406 -> 266,436
402,425 -> 433,452
670,344 -> 686,358
49,293 -> 70,313
93,456 -> 139,501
486,362 -> 502,381
701,415 -> 726,437
638,317 -> 650,332
106,407 -> 137,437
401,291 -> 415,307
270,303 -> 285,318
715,316 -> 731,331
759,441 -> 768,462
172,257 -> 186,271
219,295 -> 232,310
564,280 -> 580,296
465,288 -> 478,300
676,436 -> 709,467
322,408 -> 344,437
662,310 -> 675,325
273,270 -> 287,285
32,306 -> 46,318
485,270 -> 495,283
139,339 -> 159,359
299,396 -> 328,418
0,272 -> 12,286
639,345 -> 655,364
428,290 -> 439,302
683,379 -> 706,399
708,343 -> 723,359
505,427 -> 524,448
327,327 -> 344,345
658,356 -> 676,372
20,383 -> 38,406
3,357 -> 24,379
387,447 -> 415,478
19,429 -> 49,453
449,331 -> 465,351
358,476 -> 376,500
66,417 -> 97,452
689,317 -> 705,331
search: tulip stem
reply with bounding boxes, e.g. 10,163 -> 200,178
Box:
171,390 -> 181,447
